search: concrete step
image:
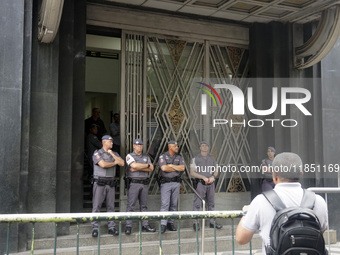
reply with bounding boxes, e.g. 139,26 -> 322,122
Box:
70,217 -> 241,231
31,226 -> 239,250
11,234 -> 263,255
69,221 -> 239,235
82,200 -> 120,208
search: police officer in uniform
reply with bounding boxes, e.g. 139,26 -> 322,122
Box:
124,139 -> 156,235
261,146 -> 276,192
190,141 -> 222,230
91,135 -> 125,237
158,141 -> 185,233
86,124 -> 102,176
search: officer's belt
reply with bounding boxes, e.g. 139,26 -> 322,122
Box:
195,178 -> 213,185
94,177 -> 117,187
130,178 -> 150,185
160,176 -> 181,183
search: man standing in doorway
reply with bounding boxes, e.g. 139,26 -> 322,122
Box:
158,141 -> 185,233
190,141 -> 222,230
91,135 -> 125,238
85,107 -> 107,140
86,124 -> 102,177
124,139 -> 156,235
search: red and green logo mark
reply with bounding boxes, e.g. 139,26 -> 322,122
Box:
196,82 -> 223,107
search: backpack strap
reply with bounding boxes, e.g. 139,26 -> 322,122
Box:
300,189 -> 316,209
263,190 -> 286,212
263,189 -> 316,212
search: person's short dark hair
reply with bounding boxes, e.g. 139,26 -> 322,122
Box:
113,113 -> 120,118
272,152 -> 302,181
92,107 -> 99,113
90,124 -> 98,130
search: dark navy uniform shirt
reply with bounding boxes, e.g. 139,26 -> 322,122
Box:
158,151 -> 185,178
93,148 -> 121,178
86,133 -> 102,159
126,152 -> 152,179
85,117 -> 107,141
261,158 -> 274,180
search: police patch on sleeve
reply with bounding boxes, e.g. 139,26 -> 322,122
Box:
190,158 -> 196,168
126,154 -> 135,165
159,154 -> 165,164
94,152 -> 100,160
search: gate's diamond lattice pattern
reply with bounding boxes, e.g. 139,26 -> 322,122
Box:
123,32 -> 250,195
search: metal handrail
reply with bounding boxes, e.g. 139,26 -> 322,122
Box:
0,211 -> 243,223
182,178 -> 206,255
307,187 -> 340,253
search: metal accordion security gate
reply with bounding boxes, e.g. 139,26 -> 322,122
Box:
120,31 -> 250,196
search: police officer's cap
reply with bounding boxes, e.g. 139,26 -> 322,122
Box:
102,135 -> 113,140
268,146 -> 276,153
200,141 -> 210,147
168,140 -> 177,145
133,138 -> 143,145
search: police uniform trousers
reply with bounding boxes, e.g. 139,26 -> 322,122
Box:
160,182 -> 181,226
193,182 -> 215,224
92,182 -> 116,230
126,182 -> 149,227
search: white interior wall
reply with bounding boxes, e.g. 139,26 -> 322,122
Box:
85,35 -> 122,132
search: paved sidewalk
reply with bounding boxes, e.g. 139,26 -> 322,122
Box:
179,242 -> 340,255
328,242 -> 340,254
235,241 -> 340,255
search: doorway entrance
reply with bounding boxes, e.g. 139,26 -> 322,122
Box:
84,34 -> 122,211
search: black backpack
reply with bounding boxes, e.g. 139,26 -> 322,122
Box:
263,189 -> 327,255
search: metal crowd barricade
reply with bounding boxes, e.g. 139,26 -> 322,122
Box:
307,187 -> 340,254
0,210 -> 249,255
182,178 -> 206,255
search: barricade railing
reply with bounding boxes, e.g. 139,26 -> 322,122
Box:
308,187 -> 340,253
0,210 -> 248,255
181,178 -> 206,254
